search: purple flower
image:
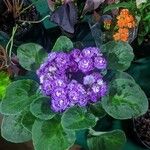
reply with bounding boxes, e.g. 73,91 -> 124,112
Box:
55,52 -> 69,69
41,79 -> 53,95
83,74 -> 95,85
91,82 -> 107,98
51,97 -> 69,112
48,52 -> 57,62
37,47 -> 108,113
94,56 -> 107,69
82,47 -> 101,58
78,57 -> 94,73
88,90 -> 98,103
68,61 -> 78,72
52,87 -> 66,99
92,72 -> 103,81
70,49 -> 82,62
100,82 -> 107,97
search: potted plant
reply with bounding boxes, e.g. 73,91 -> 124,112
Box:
0,0 -> 149,150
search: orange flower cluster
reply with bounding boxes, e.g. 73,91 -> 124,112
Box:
113,9 -> 136,42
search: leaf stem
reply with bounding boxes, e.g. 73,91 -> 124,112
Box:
5,24 -> 18,61
89,128 -> 107,136
18,15 -> 50,24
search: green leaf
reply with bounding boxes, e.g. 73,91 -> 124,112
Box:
0,72 -> 11,100
52,36 -> 73,52
21,111 -> 36,132
1,79 -> 39,115
1,115 -> 31,143
30,97 -> 55,120
128,57 -> 150,97
87,130 -> 126,150
32,118 -> 75,150
17,43 -> 47,71
103,2 -> 135,13
61,106 -> 97,130
102,41 -> 134,71
89,101 -> 106,118
105,70 -> 135,83
102,78 -> 148,119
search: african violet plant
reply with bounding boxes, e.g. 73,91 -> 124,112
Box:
0,36 -> 148,150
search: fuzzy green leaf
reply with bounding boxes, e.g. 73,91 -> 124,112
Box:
32,118 -> 75,150
87,130 -> 126,150
52,36 -> 73,52
61,106 -> 97,130
1,79 -> 39,115
30,97 -> 55,120
17,43 -> 47,71
102,78 -> 148,119
1,115 -> 31,143
102,41 -> 134,71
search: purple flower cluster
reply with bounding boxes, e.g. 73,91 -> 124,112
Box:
36,47 -> 107,112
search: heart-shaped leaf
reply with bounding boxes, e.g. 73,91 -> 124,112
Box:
1,79 -> 39,115
102,78 -> 148,119
87,130 -> 126,150
32,118 -> 76,150
17,43 -> 47,71
61,106 -> 97,130
51,2 -> 78,33
102,41 -> 134,71
30,97 -> 55,120
1,115 -> 31,143
52,36 -> 73,52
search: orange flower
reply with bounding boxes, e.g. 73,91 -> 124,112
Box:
113,9 -> 136,42
120,9 -> 129,16
116,9 -> 136,29
113,28 -> 129,42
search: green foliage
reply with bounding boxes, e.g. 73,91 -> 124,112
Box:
87,130 -> 126,150
128,57 -> 150,97
1,79 -> 39,115
30,97 -> 55,120
1,114 -> 32,143
102,41 -> 134,71
0,72 -> 11,100
52,36 -> 74,52
21,111 -> 36,132
137,2 -> 150,44
32,118 -> 76,150
103,2 -> 135,13
61,106 -> 97,130
89,101 -> 106,118
102,78 -> 148,119
17,43 -> 47,71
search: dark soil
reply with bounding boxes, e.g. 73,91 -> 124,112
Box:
134,108 -> 150,148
